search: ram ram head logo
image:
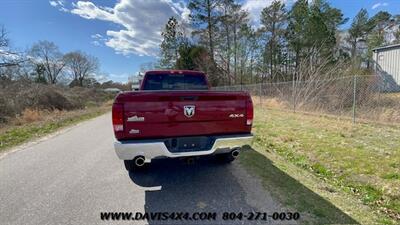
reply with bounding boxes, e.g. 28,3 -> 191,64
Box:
184,105 -> 195,118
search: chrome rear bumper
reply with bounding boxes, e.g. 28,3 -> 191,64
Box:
114,134 -> 253,163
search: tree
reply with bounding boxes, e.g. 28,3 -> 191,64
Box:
260,0 -> 287,79
64,51 -> 99,87
286,0 -> 309,69
159,17 -> 184,69
0,26 -> 8,48
175,44 -> 207,70
30,41 -> 65,84
369,11 -> 392,37
0,26 -> 23,70
230,4 -> 248,84
394,15 -> 400,43
306,0 -> 346,61
217,0 -> 248,84
366,11 -> 392,67
0,26 -> 11,71
236,24 -> 259,84
189,0 -> 221,62
287,0 -> 345,72
34,63 -> 47,84
347,9 -> 370,58
175,42 -> 220,85
218,0 -> 235,83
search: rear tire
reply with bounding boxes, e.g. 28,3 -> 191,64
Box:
216,152 -> 236,163
124,160 -> 147,172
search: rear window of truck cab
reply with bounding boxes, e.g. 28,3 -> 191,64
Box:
142,74 -> 208,90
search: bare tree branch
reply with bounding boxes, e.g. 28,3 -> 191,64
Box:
29,41 -> 65,84
64,51 -> 99,86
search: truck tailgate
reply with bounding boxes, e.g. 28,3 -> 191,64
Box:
115,91 -> 251,140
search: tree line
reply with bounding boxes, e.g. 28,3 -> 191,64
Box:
0,30 -> 100,87
159,0 -> 400,86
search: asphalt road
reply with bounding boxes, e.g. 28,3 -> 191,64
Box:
0,113 -> 288,225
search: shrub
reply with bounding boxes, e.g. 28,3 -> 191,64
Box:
0,80 -> 114,124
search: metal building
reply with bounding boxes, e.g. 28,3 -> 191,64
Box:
373,44 -> 400,91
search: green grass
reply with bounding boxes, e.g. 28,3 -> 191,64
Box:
382,173 -> 400,180
241,107 -> 400,224
239,148 -> 361,224
0,107 -> 110,152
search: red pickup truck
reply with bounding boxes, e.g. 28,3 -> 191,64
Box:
112,70 -> 253,171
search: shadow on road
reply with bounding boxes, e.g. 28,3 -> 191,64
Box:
128,149 -> 358,224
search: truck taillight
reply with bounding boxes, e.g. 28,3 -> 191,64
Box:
112,103 -> 124,132
246,98 -> 253,126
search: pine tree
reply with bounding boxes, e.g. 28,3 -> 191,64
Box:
175,44 -> 207,70
348,9 -> 370,58
286,0 -> 309,68
218,0 -> 235,83
188,0 -> 221,62
159,17 -> 183,69
307,0 -> 346,60
260,0 -> 287,80
287,0 -> 345,69
366,11 -> 392,66
217,0 -> 248,84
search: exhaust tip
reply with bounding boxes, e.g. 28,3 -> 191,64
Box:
231,149 -> 240,158
134,156 -> 145,167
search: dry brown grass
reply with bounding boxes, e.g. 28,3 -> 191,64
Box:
252,96 -> 287,108
254,94 -> 400,124
8,100 -> 115,127
13,108 -> 66,126
18,108 -> 42,123
103,99 -> 114,107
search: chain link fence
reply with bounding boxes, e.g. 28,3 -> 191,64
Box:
214,75 -> 400,124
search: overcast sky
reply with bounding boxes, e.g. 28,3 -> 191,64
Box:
0,0 -> 399,82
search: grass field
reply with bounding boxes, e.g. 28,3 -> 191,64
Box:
240,107 -> 400,224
